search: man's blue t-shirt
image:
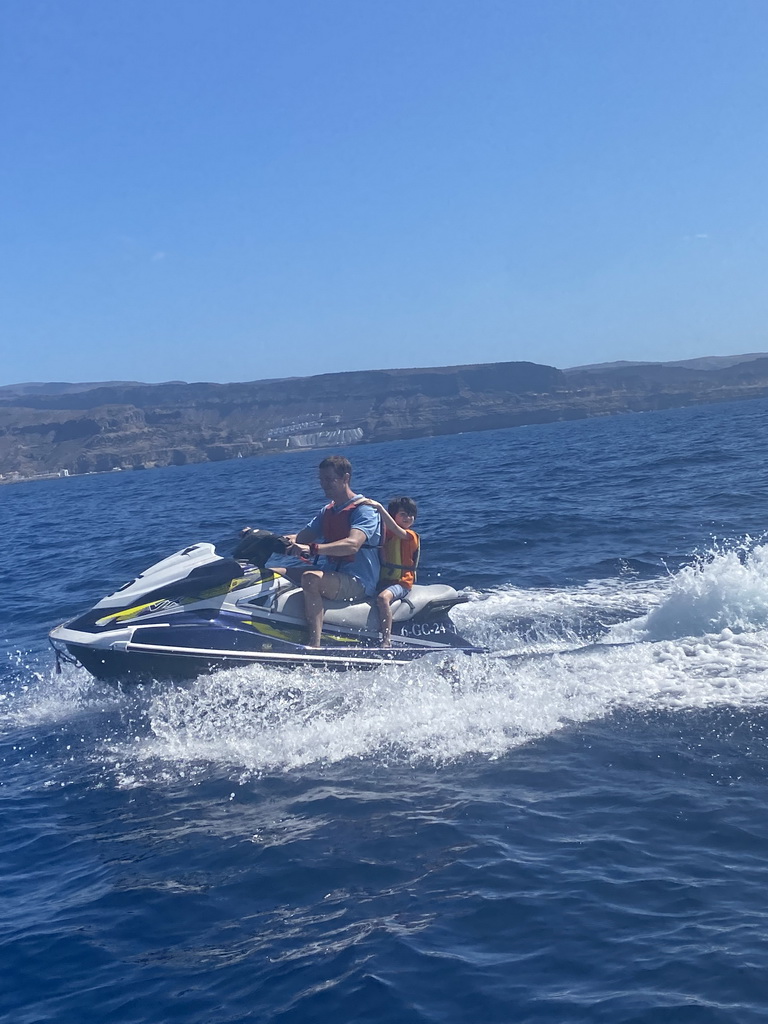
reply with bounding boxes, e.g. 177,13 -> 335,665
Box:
306,496 -> 381,596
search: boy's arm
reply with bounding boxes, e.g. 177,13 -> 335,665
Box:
362,499 -> 408,539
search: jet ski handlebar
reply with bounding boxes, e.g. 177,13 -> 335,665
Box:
232,528 -> 290,569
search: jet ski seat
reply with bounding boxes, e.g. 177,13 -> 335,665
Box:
270,583 -> 465,632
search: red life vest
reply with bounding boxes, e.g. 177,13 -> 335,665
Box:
320,496 -> 369,564
380,528 -> 420,588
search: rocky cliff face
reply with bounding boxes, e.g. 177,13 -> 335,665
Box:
2,357 -> 768,480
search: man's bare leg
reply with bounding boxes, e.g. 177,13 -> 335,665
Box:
270,567 -> 332,645
299,570 -> 360,647
300,570 -> 326,647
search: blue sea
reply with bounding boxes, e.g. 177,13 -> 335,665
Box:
3,398 -> 768,1023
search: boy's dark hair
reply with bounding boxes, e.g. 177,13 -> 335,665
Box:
388,496 -> 417,518
319,455 -> 352,479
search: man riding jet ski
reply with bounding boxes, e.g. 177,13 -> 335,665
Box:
49,456 -> 482,681
269,454 -> 384,648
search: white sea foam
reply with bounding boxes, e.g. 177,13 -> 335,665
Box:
0,654 -> 115,731
125,545 -> 768,775
111,625 -> 768,780
611,542 -> 768,642
456,577 -> 663,654
132,655 -> 568,774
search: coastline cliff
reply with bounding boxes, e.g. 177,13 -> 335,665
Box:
2,354 -> 768,481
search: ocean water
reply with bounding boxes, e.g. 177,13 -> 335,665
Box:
3,398 -> 768,1023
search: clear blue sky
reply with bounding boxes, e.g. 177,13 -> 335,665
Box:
3,1 -> 768,385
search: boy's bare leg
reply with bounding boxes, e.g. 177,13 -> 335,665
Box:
377,590 -> 394,647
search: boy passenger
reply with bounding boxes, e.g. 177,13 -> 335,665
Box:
365,497 -> 419,647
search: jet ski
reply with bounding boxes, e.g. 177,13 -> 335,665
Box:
49,529 -> 483,682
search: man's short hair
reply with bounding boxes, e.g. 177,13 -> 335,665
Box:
319,455 -> 352,479
388,496 -> 417,518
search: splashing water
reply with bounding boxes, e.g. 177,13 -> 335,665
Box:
103,639 -> 768,781
614,541 -> 768,642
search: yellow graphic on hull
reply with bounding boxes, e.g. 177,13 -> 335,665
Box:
241,619 -> 300,642
231,572 -> 281,590
318,632 -> 361,645
240,619 -> 361,646
97,599 -> 175,627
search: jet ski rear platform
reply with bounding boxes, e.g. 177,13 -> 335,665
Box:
50,541 -> 483,682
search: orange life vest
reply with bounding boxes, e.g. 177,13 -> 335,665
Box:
380,528 -> 420,589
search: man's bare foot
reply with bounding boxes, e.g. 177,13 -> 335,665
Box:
379,639 -> 391,649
